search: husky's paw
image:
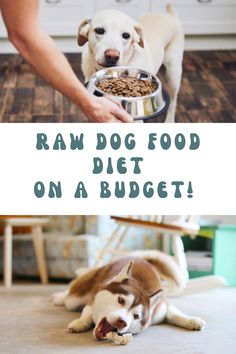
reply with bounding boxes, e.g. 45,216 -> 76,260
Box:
68,319 -> 91,333
187,317 -> 206,331
52,291 -> 67,306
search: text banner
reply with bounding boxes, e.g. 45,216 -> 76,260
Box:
0,123 -> 235,215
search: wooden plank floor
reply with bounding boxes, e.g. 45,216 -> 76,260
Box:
0,51 -> 235,123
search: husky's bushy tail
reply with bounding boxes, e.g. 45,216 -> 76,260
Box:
129,248 -> 188,294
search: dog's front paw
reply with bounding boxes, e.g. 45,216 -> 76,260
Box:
187,317 -> 206,331
68,319 -> 91,333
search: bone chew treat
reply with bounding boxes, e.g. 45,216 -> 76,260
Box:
106,332 -> 133,345
97,77 -> 157,97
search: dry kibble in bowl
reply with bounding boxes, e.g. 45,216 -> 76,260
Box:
96,77 -> 158,97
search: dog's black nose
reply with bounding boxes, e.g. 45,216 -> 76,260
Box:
115,317 -> 127,330
104,49 -> 120,66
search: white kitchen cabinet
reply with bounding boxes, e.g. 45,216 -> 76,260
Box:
151,0 -> 236,35
95,0 -> 151,20
0,0 -> 95,38
39,0 -> 95,36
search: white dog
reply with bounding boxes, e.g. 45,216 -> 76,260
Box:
53,252 -> 205,344
77,5 -> 184,122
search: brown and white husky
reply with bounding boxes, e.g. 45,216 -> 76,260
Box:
53,251 -> 205,340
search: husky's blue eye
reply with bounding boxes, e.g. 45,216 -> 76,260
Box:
133,314 -> 139,320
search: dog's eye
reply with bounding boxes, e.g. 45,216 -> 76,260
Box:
118,296 -> 125,305
122,32 -> 131,40
133,314 -> 139,320
95,27 -> 105,35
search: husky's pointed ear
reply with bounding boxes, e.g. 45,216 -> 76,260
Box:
111,261 -> 134,283
77,18 -> 91,46
149,289 -> 163,308
134,23 -> 144,48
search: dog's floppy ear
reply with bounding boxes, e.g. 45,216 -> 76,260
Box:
77,18 -> 91,46
111,261 -> 134,283
134,23 -> 144,48
149,289 -> 163,308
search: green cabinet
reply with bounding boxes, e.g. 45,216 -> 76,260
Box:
182,225 -> 236,286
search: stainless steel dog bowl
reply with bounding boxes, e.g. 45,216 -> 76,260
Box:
87,66 -> 169,121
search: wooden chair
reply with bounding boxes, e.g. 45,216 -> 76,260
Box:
95,216 -> 227,295
0,216 -> 49,288
95,215 -> 199,266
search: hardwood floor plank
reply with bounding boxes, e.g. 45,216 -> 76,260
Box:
192,84 -> 230,111
179,78 -> 194,95
53,90 -> 63,115
222,83 -> 236,110
33,86 -> 54,115
186,109 -> 213,123
209,109 -> 236,123
175,111 -> 191,123
32,115 -> 61,123
3,88 -> 14,115
1,55 -> 18,89
63,96 -> 82,116
17,63 -> 35,88
0,88 -> 7,121
2,114 -> 32,123
6,88 -> 33,115
63,114 -> 89,123
178,93 -> 203,111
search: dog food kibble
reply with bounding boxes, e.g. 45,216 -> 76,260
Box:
96,77 -> 157,97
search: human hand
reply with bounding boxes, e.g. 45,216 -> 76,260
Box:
82,96 -> 133,123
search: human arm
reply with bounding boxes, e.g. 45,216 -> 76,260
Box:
0,0 -> 132,123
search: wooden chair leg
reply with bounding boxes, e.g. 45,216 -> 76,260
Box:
95,224 -> 124,267
32,225 -> 48,284
172,233 -> 189,280
162,233 -> 171,253
114,226 -> 130,250
3,224 -> 13,288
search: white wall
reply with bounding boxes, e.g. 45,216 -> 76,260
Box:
200,215 -> 236,225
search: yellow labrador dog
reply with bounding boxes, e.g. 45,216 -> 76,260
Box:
77,5 -> 184,123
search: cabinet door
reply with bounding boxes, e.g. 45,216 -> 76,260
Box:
39,0 -> 95,36
0,0 -> 95,38
95,0 -> 151,20
151,0 -> 236,35
162,1 -> 236,4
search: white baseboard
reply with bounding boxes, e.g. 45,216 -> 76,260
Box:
0,37 -> 79,54
0,35 -> 236,54
185,34 -> 236,50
